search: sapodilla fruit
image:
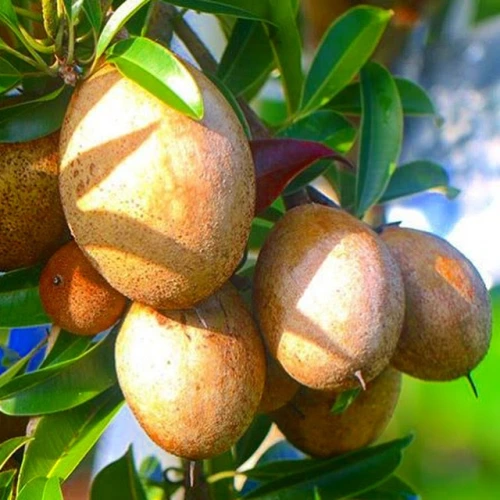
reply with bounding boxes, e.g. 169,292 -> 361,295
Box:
59,63 -> 255,310
253,204 -> 405,392
115,284 -> 266,460
379,226 -> 492,380
270,367 -> 402,458
39,240 -> 127,335
0,133 -> 68,271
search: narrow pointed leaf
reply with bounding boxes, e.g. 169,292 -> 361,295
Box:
0,329 -> 117,415
40,330 -> 92,368
301,6 -> 392,114
81,0 -> 104,33
379,160 -> 459,204
90,447 -> 147,500
0,436 -> 32,470
0,86 -> 72,142
234,414 -> 272,468
217,19 -> 274,97
356,62 -> 403,217
251,138 -> 340,214
356,476 -> 418,499
94,0 -> 151,62
330,388 -> 361,414
17,477 -> 63,500
0,58 -> 21,94
18,387 -> 123,489
0,267 -> 49,328
0,0 -> 20,34
0,470 -> 15,500
328,78 -> 437,117
0,339 -> 46,389
106,37 -> 203,120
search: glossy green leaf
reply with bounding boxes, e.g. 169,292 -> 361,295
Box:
81,0 -> 104,33
324,166 -> 355,211
0,267 -> 49,328
18,387 -> 123,489
91,447 -> 147,500
328,78 -> 437,117
379,160 -> 460,204
0,0 -> 20,34
40,330 -> 92,368
0,329 -> 117,415
0,86 -> 72,143
243,436 -> 413,498
356,476 -> 419,499
166,0 -> 272,22
0,470 -> 15,500
106,36 -> 204,120
204,450 -> 236,500
94,0 -> 151,63
0,58 -> 21,94
356,62 -> 403,217
265,0 -> 303,113
280,110 -> 357,154
0,436 -> 32,470
301,6 -> 392,115
218,19 -> 274,97
17,477 -> 63,500
330,388 -> 361,414
234,414 -> 272,468
248,218 -> 273,250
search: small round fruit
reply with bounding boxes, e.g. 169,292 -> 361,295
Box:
380,226 -> 492,380
258,353 -> 300,413
115,284 -> 266,460
270,367 -> 402,458
253,204 -> 405,392
39,240 -> 127,335
0,133 -> 68,271
59,63 -> 255,310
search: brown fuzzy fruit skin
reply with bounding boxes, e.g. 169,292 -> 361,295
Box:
39,241 -> 127,335
59,64 -> 255,310
0,133 -> 68,271
253,204 -> 405,392
270,367 -> 402,458
258,353 -> 301,413
380,226 -> 492,380
115,284 -> 266,460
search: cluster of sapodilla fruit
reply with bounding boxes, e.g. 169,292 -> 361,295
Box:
0,60 -> 491,461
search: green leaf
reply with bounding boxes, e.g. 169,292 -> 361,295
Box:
106,36 -> 203,120
300,6 -> 392,115
81,0 -> 104,33
0,436 -> 32,470
0,58 -> 21,95
90,446 -> 147,500
355,476 -> 419,499
0,329 -> 117,415
280,110 -> 357,154
0,469 -> 15,500
204,450 -> 236,500
234,414 -> 272,468
330,388 -> 361,414
0,0 -> 20,34
94,0 -> 152,63
379,160 -> 460,204
17,477 -> 63,500
217,19 -> 274,97
165,0 -> 272,22
355,62 -> 403,217
328,78 -> 437,117
39,330 -> 92,368
0,86 -> 72,143
0,267 -> 49,328
243,436 -> 413,499
265,0 -> 303,113
248,218 -> 273,250
18,387 -> 123,489
324,166 -> 355,211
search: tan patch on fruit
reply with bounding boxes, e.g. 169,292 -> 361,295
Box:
0,133 -> 69,271
59,64 -> 255,309
270,367 -> 402,458
380,226 -> 491,380
253,204 -> 405,391
115,284 -> 266,460
258,353 -> 300,413
39,240 -> 127,335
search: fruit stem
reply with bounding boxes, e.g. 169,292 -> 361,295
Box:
354,370 -> 367,391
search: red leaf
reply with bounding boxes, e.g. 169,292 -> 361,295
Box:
251,138 -> 351,214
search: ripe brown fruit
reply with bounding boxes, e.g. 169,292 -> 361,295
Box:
115,284 -> 266,460
253,204 -> 404,392
258,354 -> 300,414
270,367 -> 402,458
380,226 -> 492,380
59,63 -> 255,310
0,134 -> 68,271
39,240 -> 127,336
